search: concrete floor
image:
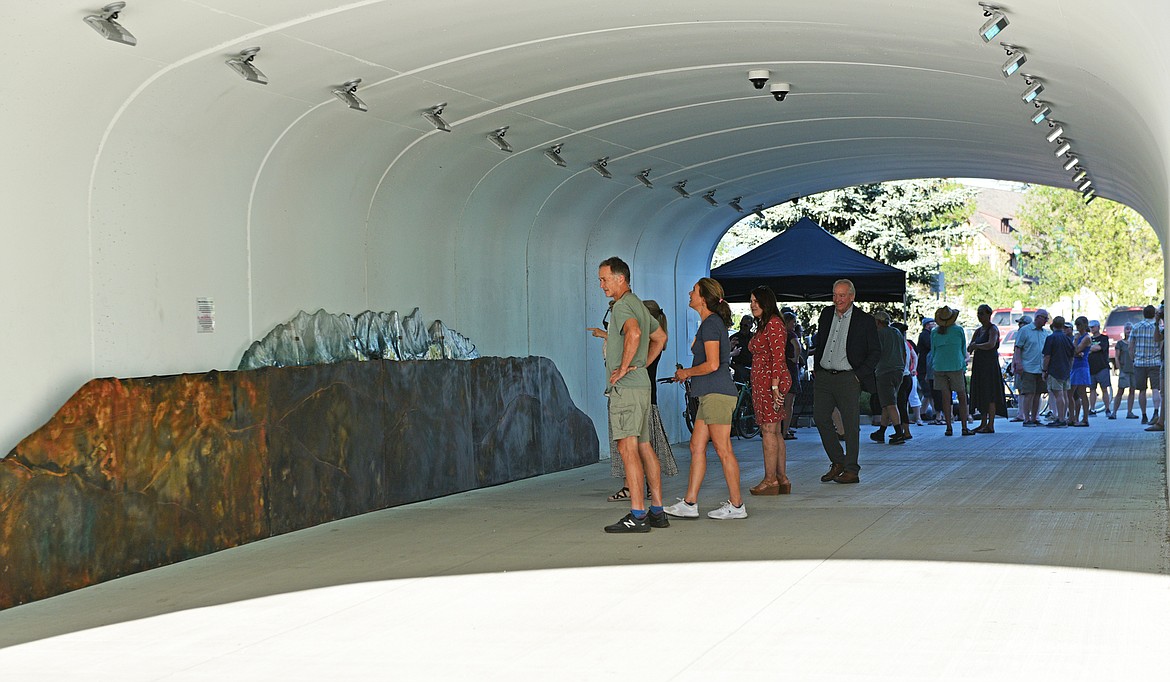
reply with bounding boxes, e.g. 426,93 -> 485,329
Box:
1,414 -> 1167,680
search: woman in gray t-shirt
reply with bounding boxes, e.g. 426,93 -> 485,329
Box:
664,277 -> 747,521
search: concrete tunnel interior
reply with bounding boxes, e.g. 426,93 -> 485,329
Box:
3,1 -> 1170,457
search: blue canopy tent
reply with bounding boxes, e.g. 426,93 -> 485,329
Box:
711,217 -> 907,303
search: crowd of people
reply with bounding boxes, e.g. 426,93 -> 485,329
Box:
588,256 -> 1163,534
1011,305 -> 1165,430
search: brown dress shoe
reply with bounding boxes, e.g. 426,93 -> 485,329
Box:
821,464 -> 844,482
832,471 -> 860,484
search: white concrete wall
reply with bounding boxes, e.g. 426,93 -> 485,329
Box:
3,1 -> 1170,464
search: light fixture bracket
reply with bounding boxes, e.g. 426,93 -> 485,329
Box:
728,197 -> 744,212
424,103 -> 451,132
672,180 -> 691,198
84,2 -> 137,46
591,157 -> 612,179
487,126 -> 512,153
978,3 -> 1009,43
544,143 -> 566,167
332,79 -> 367,111
226,47 -> 268,85
702,190 -> 719,206
635,169 -> 653,189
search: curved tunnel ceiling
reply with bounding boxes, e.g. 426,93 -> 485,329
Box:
72,0 -> 1170,229
3,0 -> 1170,451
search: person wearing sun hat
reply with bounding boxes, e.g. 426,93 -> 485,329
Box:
930,305 -> 974,436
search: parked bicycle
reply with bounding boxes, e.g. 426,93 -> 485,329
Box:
731,380 -> 759,439
664,368 -> 757,439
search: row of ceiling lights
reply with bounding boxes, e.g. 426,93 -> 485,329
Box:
84,2 -> 784,220
88,3 -> 1100,209
978,3 -> 1096,204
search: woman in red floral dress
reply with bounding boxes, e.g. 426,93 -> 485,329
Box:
748,286 -> 792,495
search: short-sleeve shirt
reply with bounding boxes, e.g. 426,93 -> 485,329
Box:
876,326 -> 907,375
690,315 -> 737,397
1116,338 -> 1133,374
604,292 -> 659,389
929,325 -> 967,373
1088,334 -> 1110,374
1015,325 -> 1051,374
1131,318 -> 1160,368
1043,332 -> 1075,381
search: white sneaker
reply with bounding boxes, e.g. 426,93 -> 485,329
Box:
663,498 -> 699,518
707,500 -> 748,520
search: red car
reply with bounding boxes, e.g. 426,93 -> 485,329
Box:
998,327 -> 1018,365
1103,306 -> 1145,365
991,307 -> 1038,338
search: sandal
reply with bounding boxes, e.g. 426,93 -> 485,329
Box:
944,426 -> 953,436
607,487 -> 630,502
961,428 -> 976,436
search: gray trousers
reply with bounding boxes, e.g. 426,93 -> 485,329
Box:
813,369 -> 862,474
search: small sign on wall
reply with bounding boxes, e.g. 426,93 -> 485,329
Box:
196,297 -> 215,333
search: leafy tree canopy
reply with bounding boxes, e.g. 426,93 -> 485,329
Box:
1016,186 -> 1162,309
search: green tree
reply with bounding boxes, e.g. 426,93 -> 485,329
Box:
716,181 -> 977,314
1016,186 -> 1162,309
765,181 -> 977,289
940,253 -> 1032,309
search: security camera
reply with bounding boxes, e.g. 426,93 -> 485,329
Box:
747,69 -> 770,90
770,82 -> 791,101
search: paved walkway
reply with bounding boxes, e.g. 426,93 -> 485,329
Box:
1,415 -> 1167,680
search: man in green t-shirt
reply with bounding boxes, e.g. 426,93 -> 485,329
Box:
593,257 -> 667,533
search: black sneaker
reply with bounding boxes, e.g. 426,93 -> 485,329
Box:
604,513 -> 651,533
888,434 -> 906,445
646,510 -> 670,529
869,429 -> 886,443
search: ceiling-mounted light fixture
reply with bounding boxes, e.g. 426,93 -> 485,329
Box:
1071,169 -> 1088,184
978,3 -> 1009,43
635,169 -> 653,189
1000,43 -> 1027,77
591,157 -> 612,179
487,126 -> 512,153
1062,155 -> 1081,171
1084,190 -> 1096,204
728,197 -> 744,213
226,47 -> 267,85
84,2 -> 137,46
332,79 -> 367,112
544,143 -> 566,167
423,103 -> 451,132
1054,140 -> 1072,157
1077,178 -> 1093,193
1045,122 -> 1065,143
702,190 -> 719,206
752,205 -> 767,221
1030,102 -> 1052,125
770,82 -> 791,102
1021,75 -> 1044,103
672,180 -> 691,198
